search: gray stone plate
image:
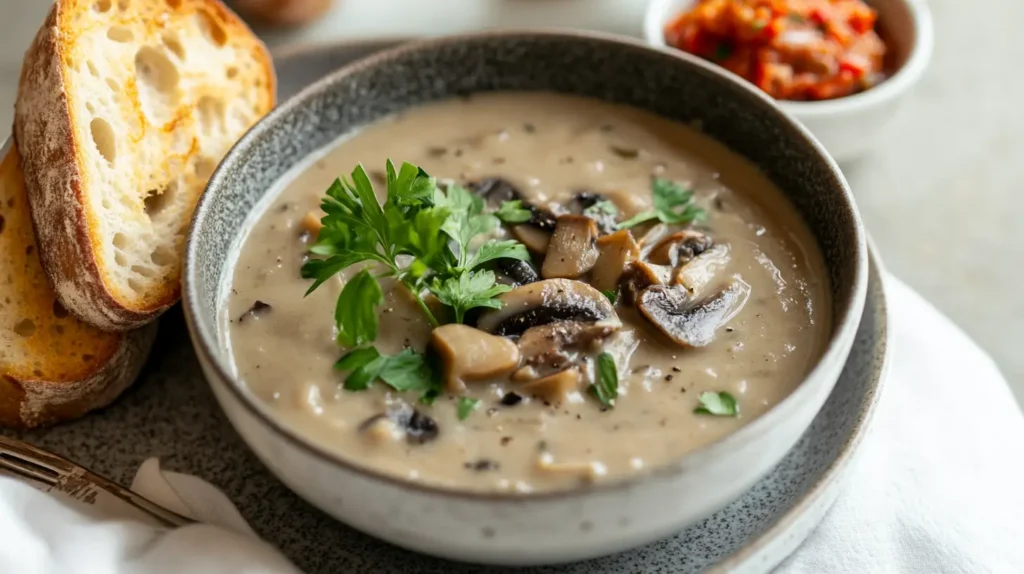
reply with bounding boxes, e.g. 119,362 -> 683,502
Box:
8,40 -> 888,574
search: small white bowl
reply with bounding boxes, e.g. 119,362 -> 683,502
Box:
644,0 -> 934,163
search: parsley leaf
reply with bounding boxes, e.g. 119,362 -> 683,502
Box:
378,348 -> 433,392
589,352 -> 619,408
437,184 -> 499,268
342,348 -> 433,393
334,268 -> 383,348
302,162 -> 449,329
618,178 -> 707,229
334,346 -> 380,373
495,200 -> 533,223
430,270 -> 512,324
583,199 -> 619,220
457,397 -> 480,420
466,239 -> 530,271
694,391 -> 739,417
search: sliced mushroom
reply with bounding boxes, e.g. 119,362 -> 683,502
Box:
522,367 -> 581,403
647,230 -> 713,267
476,279 -> 620,336
359,402 -> 439,445
674,243 -> 731,294
431,324 -> 521,392
637,223 -> 672,253
511,224 -> 551,255
542,215 -> 600,279
496,258 -> 540,286
591,230 -> 640,291
518,321 -> 618,368
619,261 -> 674,306
636,280 -> 751,347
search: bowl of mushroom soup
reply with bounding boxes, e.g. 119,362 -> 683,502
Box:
184,31 -> 867,565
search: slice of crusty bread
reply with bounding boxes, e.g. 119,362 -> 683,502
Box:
14,0 -> 275,331
0,143 -> 157,429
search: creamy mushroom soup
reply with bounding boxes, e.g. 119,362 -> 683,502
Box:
225,93 -> 831,492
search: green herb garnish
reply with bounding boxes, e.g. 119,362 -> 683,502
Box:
694,391 -> 739,417
601,289 -> 618,305
495,199 -> 533,223
303,160 -> 530,398
589,352 -> 619,408
617,178 -> 708,229
457,397 -> 480,420
333,268 -> 383,348
431,270 -> 511,324
335,347 -> 434,392
583,199 -> 619,220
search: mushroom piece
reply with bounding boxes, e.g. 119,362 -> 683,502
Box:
637,223 -> 672,253
674,243 -> 731,294
358,402 -> 440,445
521,367 -> 581,403
518,321 -> 618,368
618,260 -> 674,306
647,230 -> 713,267
541,215 -> 600,279
496,258 -> 540,286
476,278 -> 621,336
471,177 -> 557,230
431,324 -> 521,392
636,280 -> 751,347
511,224 -> 551,255
591,229 -> 640,292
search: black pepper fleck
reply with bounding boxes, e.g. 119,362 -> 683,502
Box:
464,459 -> 500,472
664,374 -> 674,381
672,366 -> 681,372
523,123 -> 536,133
501,436 -> 512,446
499,392 -> 523,406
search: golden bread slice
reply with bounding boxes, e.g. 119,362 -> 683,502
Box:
14,0 -> 275,330
0,143 -> 157,429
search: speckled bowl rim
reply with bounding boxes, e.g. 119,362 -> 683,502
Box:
184,29 -> 869,503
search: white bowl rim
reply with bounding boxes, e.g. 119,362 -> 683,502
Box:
184,28 -> 869,502
643,0 -> 935,118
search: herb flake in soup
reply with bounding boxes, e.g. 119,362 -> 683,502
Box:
225,93 -> 831,492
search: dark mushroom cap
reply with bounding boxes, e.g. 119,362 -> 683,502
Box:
496,258 -> 540,286
470,177 -> 556,230
637,281 -> 751,347
360,402 -> 440,445
476,278 -> 620,336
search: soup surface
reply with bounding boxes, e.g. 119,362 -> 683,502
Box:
226,93 -> 830,492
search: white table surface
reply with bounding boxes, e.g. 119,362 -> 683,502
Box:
0,0 -> 1019,405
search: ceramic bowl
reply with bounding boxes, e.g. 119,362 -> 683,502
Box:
644,0 -> 934,163
183,30 -> 868,565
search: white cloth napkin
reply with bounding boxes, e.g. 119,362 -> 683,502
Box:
1,275 -> 1022,573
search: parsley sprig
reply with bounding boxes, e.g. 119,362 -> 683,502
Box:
301,160 -> 530,402
617,178 -> 707,229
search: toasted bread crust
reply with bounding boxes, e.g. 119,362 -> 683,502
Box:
0,323 -> 157,429
14,0 -> 275,331
0,143 -> 158,429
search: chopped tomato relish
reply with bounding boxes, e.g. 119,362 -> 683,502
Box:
664,0 -> 887,101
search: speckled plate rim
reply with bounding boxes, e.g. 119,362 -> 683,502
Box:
264,37 -> 889,572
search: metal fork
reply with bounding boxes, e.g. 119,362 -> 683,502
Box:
0,435 -> 193,528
